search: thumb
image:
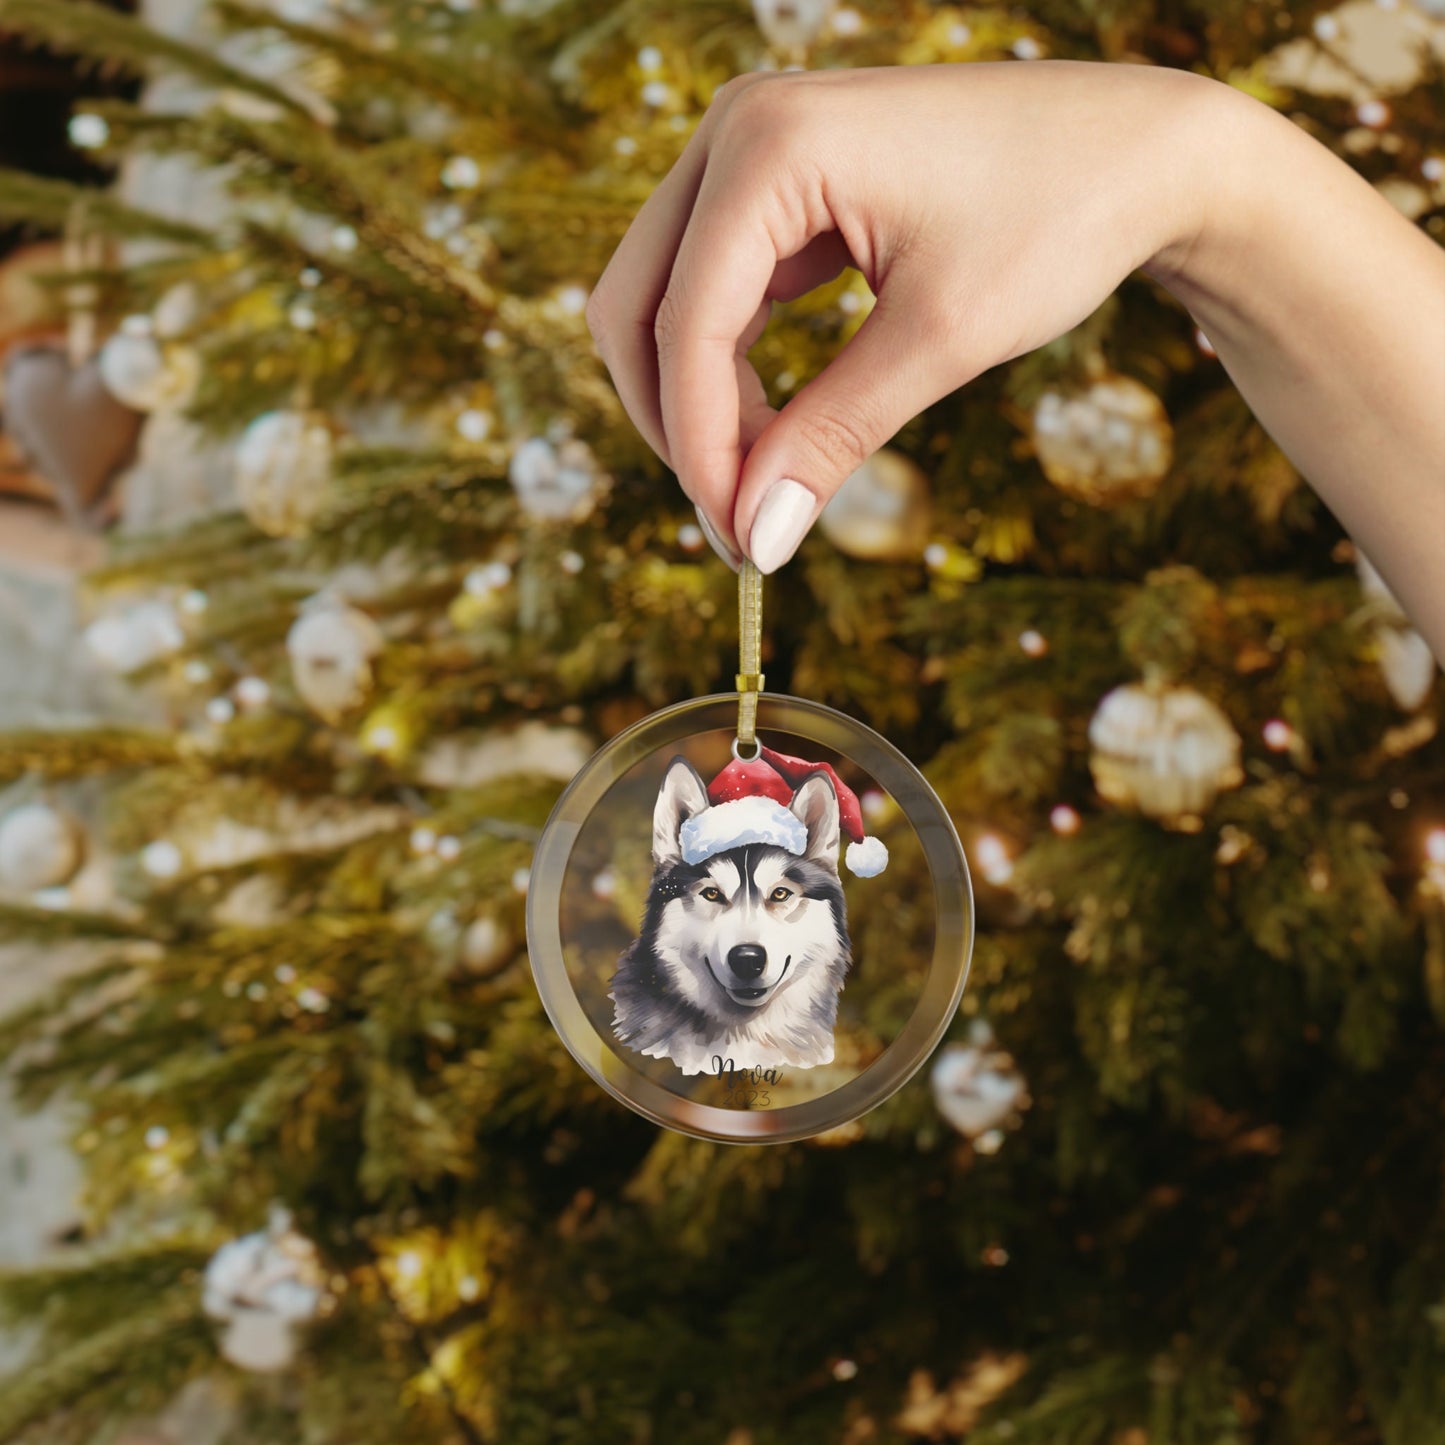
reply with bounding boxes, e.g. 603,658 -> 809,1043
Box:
733,278 -> 970,574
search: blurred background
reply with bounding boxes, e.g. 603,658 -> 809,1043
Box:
0,1 -> 1442,1442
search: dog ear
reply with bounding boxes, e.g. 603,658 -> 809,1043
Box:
789,772 -> 840,864
652,755 -> 710,867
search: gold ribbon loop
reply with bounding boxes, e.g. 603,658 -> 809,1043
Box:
736,559 -> 764,755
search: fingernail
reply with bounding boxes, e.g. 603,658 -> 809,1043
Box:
695,505 -> 741,572
747,478 -> 816,575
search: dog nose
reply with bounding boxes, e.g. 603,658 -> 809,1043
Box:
727,943 -> 767,980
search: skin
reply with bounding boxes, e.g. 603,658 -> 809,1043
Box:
584,60 -> 1445,661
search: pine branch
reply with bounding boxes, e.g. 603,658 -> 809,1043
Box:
212,0 -> 572,144
0,168 -> 212,247
0,1275 -> 210,1438
0,727 -> 179,785
0,0 -> 309,115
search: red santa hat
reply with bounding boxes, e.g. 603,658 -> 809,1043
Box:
677,744 -> 888,877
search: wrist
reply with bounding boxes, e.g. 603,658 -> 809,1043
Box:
1137,73 -> 1268,299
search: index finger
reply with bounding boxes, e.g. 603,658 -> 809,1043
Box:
585,74 -> 771,474
655,145 -> 803,546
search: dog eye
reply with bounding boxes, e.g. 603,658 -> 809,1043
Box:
700,886 -> 723,902
769,886 -> 792,902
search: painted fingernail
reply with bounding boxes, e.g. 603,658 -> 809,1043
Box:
747,478 -> 816,575
695,505 -> 741,571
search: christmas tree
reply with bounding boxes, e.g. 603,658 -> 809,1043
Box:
1,1 -> 1443,1442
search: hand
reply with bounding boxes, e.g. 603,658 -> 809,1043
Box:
584,60 -> 1215,572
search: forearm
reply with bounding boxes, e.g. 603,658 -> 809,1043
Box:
1142,78 -> 1445,661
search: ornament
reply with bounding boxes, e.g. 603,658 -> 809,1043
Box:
817,448 -> 932,561
202,1207 -> 328,1373
460,913 -> 512,975
0,802 -> 85,892
286,597 -> 384,722
1031,372 -> 1173,504
2,343 -> 143,526
930,1020 -> 1029,1141
97,328 -> 200,412
507,434 -> 604,521
1088,681 -> 1244,823
752,0 -> 835,54
1356,552 -> 1438,710
527,562 -> 972,1142
84,598 -> 184,674
234,410 -> 337,538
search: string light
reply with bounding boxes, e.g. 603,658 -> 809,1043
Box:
975,834 -> 1013,886
456,408 -> 492,441
69,113 -> 109,149
1019,629 -> 1049,658
1049,804 -> 1081,836
235,676 -> 270,710
141,840 -> 183,879
1262,719 -> 1294,751
1426,829 -> 1445,866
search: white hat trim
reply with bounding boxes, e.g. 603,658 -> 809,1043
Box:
679,796 -> 806,865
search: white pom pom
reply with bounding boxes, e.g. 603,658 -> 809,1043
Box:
845,835 -> 888,877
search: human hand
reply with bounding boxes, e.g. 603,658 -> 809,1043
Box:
584,60 -> 1217,573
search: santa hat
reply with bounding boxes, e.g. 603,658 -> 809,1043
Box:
678,744 -> 889,878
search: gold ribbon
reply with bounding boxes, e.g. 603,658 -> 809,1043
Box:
735,559 -> 764,757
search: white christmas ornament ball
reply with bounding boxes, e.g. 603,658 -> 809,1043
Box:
203,1208 -> 327,1374
460,914 -> 512,976
84,599 -> 184,674
818,447 -> 932,561
507,435 -> 601,521
1032,373 -> 1173,504
930,1036 -> 1029,1140
215,1309 -> 300,1373
98,330 -> 200,412
752,0 -> 836,51
1088,683 -> 1244,823
235,411 -> 336,538
0,804 -> 85,892
286,601 -> 384,722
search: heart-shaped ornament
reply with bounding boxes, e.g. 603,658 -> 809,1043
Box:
2,343 -> 144,529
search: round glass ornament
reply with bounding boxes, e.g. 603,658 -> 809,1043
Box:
527,691 -> 973,1144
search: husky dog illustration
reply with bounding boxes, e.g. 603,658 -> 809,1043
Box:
608,746 -> 889,1076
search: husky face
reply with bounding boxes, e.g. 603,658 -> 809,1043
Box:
608,757 -> 853,1075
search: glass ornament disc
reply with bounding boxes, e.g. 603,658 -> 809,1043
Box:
526,693 -> 973,1143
